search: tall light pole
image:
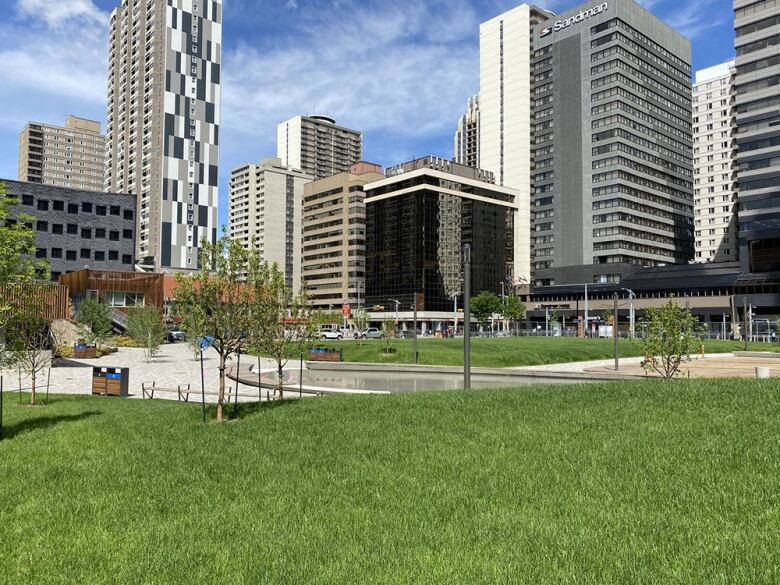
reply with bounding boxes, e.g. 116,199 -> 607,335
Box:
450,292 -> 460,336
613,292 -> 619,371
498,282 -> 506,334
463,244 -> 471,390
584,283 -> 589,338
621,288 -> 635,339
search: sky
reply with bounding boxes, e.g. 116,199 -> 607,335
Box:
0,0 -> 737,228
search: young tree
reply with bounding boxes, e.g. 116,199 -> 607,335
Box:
251,262 -> 316,400
4,313 -> 51,406
173,237 -> 258,422
76,297 -> 113,349
501,295 -> 526,335
470,291 -> 500,333
126,305 -> 167,362
638,298 -> 706,378
353,308 -> 369,343
381,319 -> 397,354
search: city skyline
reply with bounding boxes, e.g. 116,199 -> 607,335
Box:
0,0 -> 737,228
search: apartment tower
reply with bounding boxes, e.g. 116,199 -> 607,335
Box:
479,4 -> 553,284
453,95 -> 481,168
18,116 -> 106,191
693,62 -> 738,264
105,0 -> 221,271
228,157 -> 312,291
529,0 -> 694,286
734,0 -> 780,273
301,162 -> 384,310
277,115 -> 362,180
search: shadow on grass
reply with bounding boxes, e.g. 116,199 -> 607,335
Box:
4,411 -> 100,439
225,397 -> 301,420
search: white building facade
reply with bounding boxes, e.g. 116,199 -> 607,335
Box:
229,157 -> 312,291
693,61 -> 738,264
479,4 -> 552,284
277,115 -> 362,180
453,95 -> 480,168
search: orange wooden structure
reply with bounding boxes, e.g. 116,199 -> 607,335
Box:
58,269 -> 165,311
0,282 -> 70,321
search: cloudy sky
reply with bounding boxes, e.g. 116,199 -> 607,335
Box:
0,0 -> 736,227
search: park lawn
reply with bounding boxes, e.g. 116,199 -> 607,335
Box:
318,336 -> 779,368
1,380 -> 779,584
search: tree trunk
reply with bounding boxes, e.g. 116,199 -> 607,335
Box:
30,372 -> 36,406
217,353 -> 225,422
277,362 -> 284,400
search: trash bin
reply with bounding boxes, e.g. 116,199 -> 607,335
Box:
92,367 -> 130,396
756,366 -> 770,379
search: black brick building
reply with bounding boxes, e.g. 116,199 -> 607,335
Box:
3,180 -> 137,280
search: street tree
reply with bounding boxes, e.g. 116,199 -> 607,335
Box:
470,291 -> 500,332
76,298 -> 113,349
638,298 -> 706,378
353,308 -> 369,343
173,237 -> 258,422
501,295 -> 526,335
251,262 -> 316,400
5,313 -> 51,405
381,319 -> 397,354
126,305 -> 167,362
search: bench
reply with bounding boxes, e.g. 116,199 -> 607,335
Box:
141,381 -> 180,399
176,384 -> 235,404
308,349 -> 342,362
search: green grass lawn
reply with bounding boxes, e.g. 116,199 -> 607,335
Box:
2,380 -> 779,583
318,336 -> 778,368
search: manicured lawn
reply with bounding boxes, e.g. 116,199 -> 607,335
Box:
318,336 -> 779,367
2,380 -> 779,583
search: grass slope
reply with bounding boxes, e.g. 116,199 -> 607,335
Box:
2,381 -> 779,584
321,337 -> 777,367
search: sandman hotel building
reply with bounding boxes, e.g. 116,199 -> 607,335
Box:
529,0 -> 695,286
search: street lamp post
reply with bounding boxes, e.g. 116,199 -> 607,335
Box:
584,283 -> 589,338
463,244 -> 471,390
389,298 -> 401,334
613,292 -> 619,371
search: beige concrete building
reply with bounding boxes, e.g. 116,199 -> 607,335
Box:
277,115 -> 362,180
301,161 -> 384,309
454,95 -> 480,168
105,0 -> 221,271
229,157 -> 312,291
693,61 -> 738,263
18,116 -> 105,191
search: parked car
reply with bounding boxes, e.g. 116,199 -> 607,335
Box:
166,326 -> 186,343
357,327 -> 382,339
320,330 -> 343,340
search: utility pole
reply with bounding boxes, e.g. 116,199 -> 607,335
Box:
613,292 -> 619,371
463,244 -> 471,390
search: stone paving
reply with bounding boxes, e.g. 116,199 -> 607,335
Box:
0,343 -> 292,403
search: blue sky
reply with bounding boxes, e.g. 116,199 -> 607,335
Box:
0,0 -> 736,227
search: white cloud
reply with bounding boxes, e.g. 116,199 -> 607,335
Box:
662,0 -> 727,39
15,0 -> 105,27
221,0 -> 480,164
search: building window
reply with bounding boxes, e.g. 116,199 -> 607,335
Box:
106,291 -> 144,307
36,221 -> 48,232
96,205 -> 107,216
51,248 -> 63,259
67,224 -> 78,235
81,202 -> 92,213
52,224 -> 63,235
66,250 -> 77,261
109,231 -> 119,241
53,200 -> 64,211
35,248 -> 47,259
81,228 -> 92,239
122,229 -> 133,239
22,195 -> 34,206
122,254 -> 132,265
37,200 -> 49,211
95,228 -> 106,239
95,251 -> 106,261
123,209 -> 133,220
110,205 -> 120,216
68,203 -> 78,214
80,249 -> 91,259
108,250 -> 118,261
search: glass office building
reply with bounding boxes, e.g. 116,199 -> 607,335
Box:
364,157 -> 518,312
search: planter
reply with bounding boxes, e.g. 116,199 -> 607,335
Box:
308,349 -> 343,362
73,347 -> 97,359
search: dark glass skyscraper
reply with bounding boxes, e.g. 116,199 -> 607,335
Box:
364,157 -> 517,312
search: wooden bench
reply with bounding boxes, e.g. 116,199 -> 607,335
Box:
177,384 -> 235,404
141,381 -> 180,399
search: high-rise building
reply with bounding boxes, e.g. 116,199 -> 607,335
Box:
364,156 -> 517,312
734,0 -> 780,273
18,116 -> 106,191
529,0 -> 694,287
104,0 -> 221,272
453,95 -> 481,168
228,157 -> 312,291
693,62 -> 738,264
479,4 -> 552,284
301,162 -> 384,310
277,115 -> 362,180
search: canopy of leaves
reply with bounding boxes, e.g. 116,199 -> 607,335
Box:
126,305 -> 167,362
638,298 -> 706,378
0,181 -> 49,285
501,295 -> 526,322
76,297 -> 113,347
470,291 -> 500,326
